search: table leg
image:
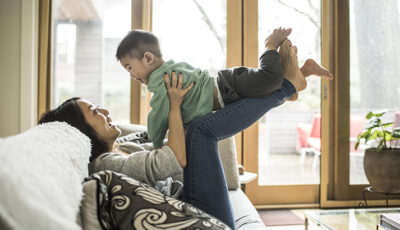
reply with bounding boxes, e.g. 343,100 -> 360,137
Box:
362,188 -> 368,207
241,184 -> 246,193
386,193 -> 389,207
305,217 -> 308,230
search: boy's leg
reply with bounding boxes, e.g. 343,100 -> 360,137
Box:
279,39 -> 333,101
182,79 -> 296,229
279,40 -> 304,101
279,39 -> 307,92
221,30 -> 307,102
216,27 -> 291,103
280,39 -> 333,80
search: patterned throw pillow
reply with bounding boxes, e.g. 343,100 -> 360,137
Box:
81,170 -> 231,230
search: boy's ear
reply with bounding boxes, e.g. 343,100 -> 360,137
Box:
143,52 -> 155,64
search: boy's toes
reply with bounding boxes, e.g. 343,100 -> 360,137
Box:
282,39 -> 290,47
281,39 -> 292,52
292,46 -> 297,54
283,28 -> 292,36
279,39 -> 291,57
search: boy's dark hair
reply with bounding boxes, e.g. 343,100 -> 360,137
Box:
38,97 -> 109,163
116,30 -> 162,60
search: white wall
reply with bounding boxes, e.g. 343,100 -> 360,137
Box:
0,0 -> 38,137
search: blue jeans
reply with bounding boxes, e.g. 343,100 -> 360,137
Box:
182,79 -> 296,229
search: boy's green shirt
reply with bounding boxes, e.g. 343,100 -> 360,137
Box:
147,60 -> 215,148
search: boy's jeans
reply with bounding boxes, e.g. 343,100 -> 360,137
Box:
182,79 -> 296,229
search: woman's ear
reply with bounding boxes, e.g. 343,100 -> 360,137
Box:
143,52 -> 155,64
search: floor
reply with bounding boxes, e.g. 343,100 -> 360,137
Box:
268,225 -> 319,230
255,153 -> 367,229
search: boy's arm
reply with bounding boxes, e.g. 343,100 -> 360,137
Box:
218,49 -> 284,99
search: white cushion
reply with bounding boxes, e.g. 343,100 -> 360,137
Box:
0,122 -> 91,230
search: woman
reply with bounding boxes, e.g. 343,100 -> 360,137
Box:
39,72 -> 241,228
38,73 -> 192,190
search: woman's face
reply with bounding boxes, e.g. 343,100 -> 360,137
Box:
77,99 -> 121,146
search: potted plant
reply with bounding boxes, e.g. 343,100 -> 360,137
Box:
355,110 -> 400,193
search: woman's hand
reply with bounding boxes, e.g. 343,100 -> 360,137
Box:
164,71 -> 194,109
164,71 -> 193,168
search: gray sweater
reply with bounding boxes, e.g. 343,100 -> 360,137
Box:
89,141 -> 184,197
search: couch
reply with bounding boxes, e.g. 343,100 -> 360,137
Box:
0,122 -> 266,230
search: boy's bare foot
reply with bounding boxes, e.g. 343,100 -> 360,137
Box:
279,39 -> 291,75
265,27 -> 292,50
279,40 -> 297,101
301,59 -> 334,79
280,39 -> 307,93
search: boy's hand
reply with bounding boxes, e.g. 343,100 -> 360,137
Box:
164,71 -> 194,109
265,27 -> 292,50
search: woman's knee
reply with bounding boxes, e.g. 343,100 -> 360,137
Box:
187,116 -> 215,139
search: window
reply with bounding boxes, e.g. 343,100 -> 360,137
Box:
257,0 -> 321,185
152,0 -> 227,76
52,0 -> 131,123
349,0 -> 400,184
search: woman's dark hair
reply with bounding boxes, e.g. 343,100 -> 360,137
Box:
38,97 -> 109,162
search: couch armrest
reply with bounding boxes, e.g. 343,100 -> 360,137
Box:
218,137 -> 240,190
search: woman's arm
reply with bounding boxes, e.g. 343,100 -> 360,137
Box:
165,71 -> 194,168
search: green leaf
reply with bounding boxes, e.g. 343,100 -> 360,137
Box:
364,133 -> 371,141
355,129 -> 372,147
392,128 -> 400,138
366,110 -> 387,119
366,112 -> 374,119
355,136 -> 361,150
381,122 -> 394,128
364,117 -> 380,130
377,142 -> 385,152
370,128 -> 383,138
359,129 -> 371,138
384,130 -> 392,141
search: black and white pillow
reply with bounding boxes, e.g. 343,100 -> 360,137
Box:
80,170 -> 231,230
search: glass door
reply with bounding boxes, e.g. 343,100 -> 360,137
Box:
245,0 -> 322,205
334,0 -> 400,199
349,0 -> 400,185
151,0 -> 245,157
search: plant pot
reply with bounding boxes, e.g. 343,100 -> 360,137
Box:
364,148 -> 400,193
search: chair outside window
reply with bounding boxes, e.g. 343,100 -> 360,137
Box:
296,114 -> 367,169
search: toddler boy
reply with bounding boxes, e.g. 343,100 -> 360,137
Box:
116,28 -> 332,147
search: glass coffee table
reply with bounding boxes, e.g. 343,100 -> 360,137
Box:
304,208 -> 400,230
